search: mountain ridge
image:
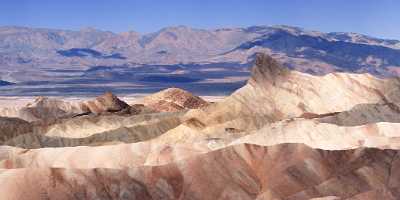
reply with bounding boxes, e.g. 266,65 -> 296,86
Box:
2,24 -> 400,96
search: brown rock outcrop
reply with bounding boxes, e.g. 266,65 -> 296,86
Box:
81,91 -> 130,114
141,88 -> 209,112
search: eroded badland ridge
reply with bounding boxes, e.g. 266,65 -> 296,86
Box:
0,53 -> 399,199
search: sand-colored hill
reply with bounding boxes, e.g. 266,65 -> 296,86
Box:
140,88 -> 209,112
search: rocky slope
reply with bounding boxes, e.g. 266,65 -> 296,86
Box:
0,53 -> 400,199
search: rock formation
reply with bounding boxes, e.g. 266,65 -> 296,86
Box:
0,92 -> 132,122
140,88 -> 209,112
81,91 -> 130,114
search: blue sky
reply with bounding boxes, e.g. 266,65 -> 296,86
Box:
1,0 -> 399,39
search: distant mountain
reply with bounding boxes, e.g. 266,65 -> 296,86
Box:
1,25 -> 400,95
1,25 -> 399,71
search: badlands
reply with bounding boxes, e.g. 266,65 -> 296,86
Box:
1,53 -> 400,199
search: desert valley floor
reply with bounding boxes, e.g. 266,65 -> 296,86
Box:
1,53 -> 400,199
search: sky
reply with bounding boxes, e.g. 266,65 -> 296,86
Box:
1,0 -> 399,39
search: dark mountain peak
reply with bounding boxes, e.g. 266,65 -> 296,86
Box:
250,53 -> 290,84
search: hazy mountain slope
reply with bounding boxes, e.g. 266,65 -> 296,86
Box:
0,25 -> 257,66
1,25 -> 399,73
222,30 -> 400,75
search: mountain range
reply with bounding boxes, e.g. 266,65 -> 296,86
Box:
1,25 -> 400,96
